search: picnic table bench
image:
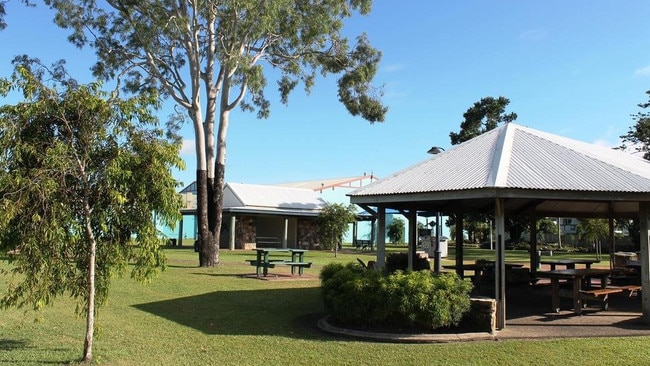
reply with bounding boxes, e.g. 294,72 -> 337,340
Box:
580,285 -> 642,310
354,239 -> 373,250
247,248 -> 311,276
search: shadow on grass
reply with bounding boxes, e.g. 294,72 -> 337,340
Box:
0,339 -> 29,351
132,287 -> 330,339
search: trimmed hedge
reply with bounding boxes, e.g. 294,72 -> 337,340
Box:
320,262 -> 472,331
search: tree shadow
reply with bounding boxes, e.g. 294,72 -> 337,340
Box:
132,287 -> 331,339
0,339 -> 81,365
0,339 -> 29,351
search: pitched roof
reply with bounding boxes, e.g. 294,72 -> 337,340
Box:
349,123 -> 650,218
223,182 -> 327,216
350,123 -> 650,196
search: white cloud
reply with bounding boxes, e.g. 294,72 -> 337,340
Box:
635,65 -> 650,77
382,63 -> 407,73
180,139 -> 195,156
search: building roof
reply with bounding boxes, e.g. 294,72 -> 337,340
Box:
349,122 -> 650,218
273,174 -> 378,192
223,182 -> 327,216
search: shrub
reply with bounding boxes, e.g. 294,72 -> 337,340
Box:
383,270 -> 472,330
320,263 -> 472,331
385,252 -> 430,273
319,262 -> 387,325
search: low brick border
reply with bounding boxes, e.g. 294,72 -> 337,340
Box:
317,315 -> 495,343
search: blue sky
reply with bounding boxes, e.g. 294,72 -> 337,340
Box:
2,1 -> 650,189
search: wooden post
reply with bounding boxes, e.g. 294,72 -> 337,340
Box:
495,198 -> 506,330
178,216 -> 184,247
455,211 -> 464,278
377,206 -> 386,270
639,202 -> 650,323
529,215 -> 538,275
408,209 -> 417,270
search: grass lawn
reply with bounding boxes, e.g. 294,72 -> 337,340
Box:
0,245 -> 647,365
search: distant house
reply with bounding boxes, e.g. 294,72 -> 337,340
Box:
178,182 -> 326,249
173,175 -> 378,249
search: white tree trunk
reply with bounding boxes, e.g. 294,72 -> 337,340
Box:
82,199 -> 96,362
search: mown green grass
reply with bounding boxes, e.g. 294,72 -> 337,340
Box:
0,246 -> 645,365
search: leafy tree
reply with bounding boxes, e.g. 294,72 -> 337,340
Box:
620,90 -> 650,160
536,217 -> 558,244
449,96 -> 517,145
577,218 -> 609,250
387,217 -> 405,244
0,63 -> 183,362
505,217 -> 529,244
317,203 -> 357,252
44,0 -> 388,266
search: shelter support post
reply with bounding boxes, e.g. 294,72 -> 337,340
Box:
640,202 -> 650,323
529,215 -> 538,275
455,212 -> 464,278
495,198 -> 506,330
434,211 -> 442,273
376,206 -> 386,270
229,216 -> 236,250
282,218 -> 288,249
178,217 -> 184,247
608,204 -> 615,271
408,210 -> 417,270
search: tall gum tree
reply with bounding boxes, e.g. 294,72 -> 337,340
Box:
44,0 -> 387,266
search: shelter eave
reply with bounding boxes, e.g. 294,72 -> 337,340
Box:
350,187 -> 650,203
350,187 -> 650,217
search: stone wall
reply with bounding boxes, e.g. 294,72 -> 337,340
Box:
235,216 -> 256,249
461,297 -> 496,333
297,219 -> 320,249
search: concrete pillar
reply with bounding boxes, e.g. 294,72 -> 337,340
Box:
229,216 -> 236,250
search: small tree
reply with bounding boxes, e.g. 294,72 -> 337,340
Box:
536,217 -> 558,244
317,203 -> 357,253
387,217 -> 405,244
449,96 -> 517,145
0,63 -> 183,362
577,218 -> 609,253
620,90 -> 650,160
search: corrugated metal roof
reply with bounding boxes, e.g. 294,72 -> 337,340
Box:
224,182 -> 327,212
349,123 -> 650,197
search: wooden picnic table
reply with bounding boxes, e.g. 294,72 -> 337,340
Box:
535,268 -> 611,314
539,258 -> 600,270
247,248 -> 311,277
442,262 -> 524,279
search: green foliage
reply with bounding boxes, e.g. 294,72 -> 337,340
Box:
0,63 -> 183,356
385,252 -> 431,273
44,0 -> 387,264
449,96 -> 517,145
386,217 -> 405,243
577,218 -> 609,243
537,218 -> 558,234
620,90 -> 650,160
317,203 -> 357,250
320,263 -> 472,330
